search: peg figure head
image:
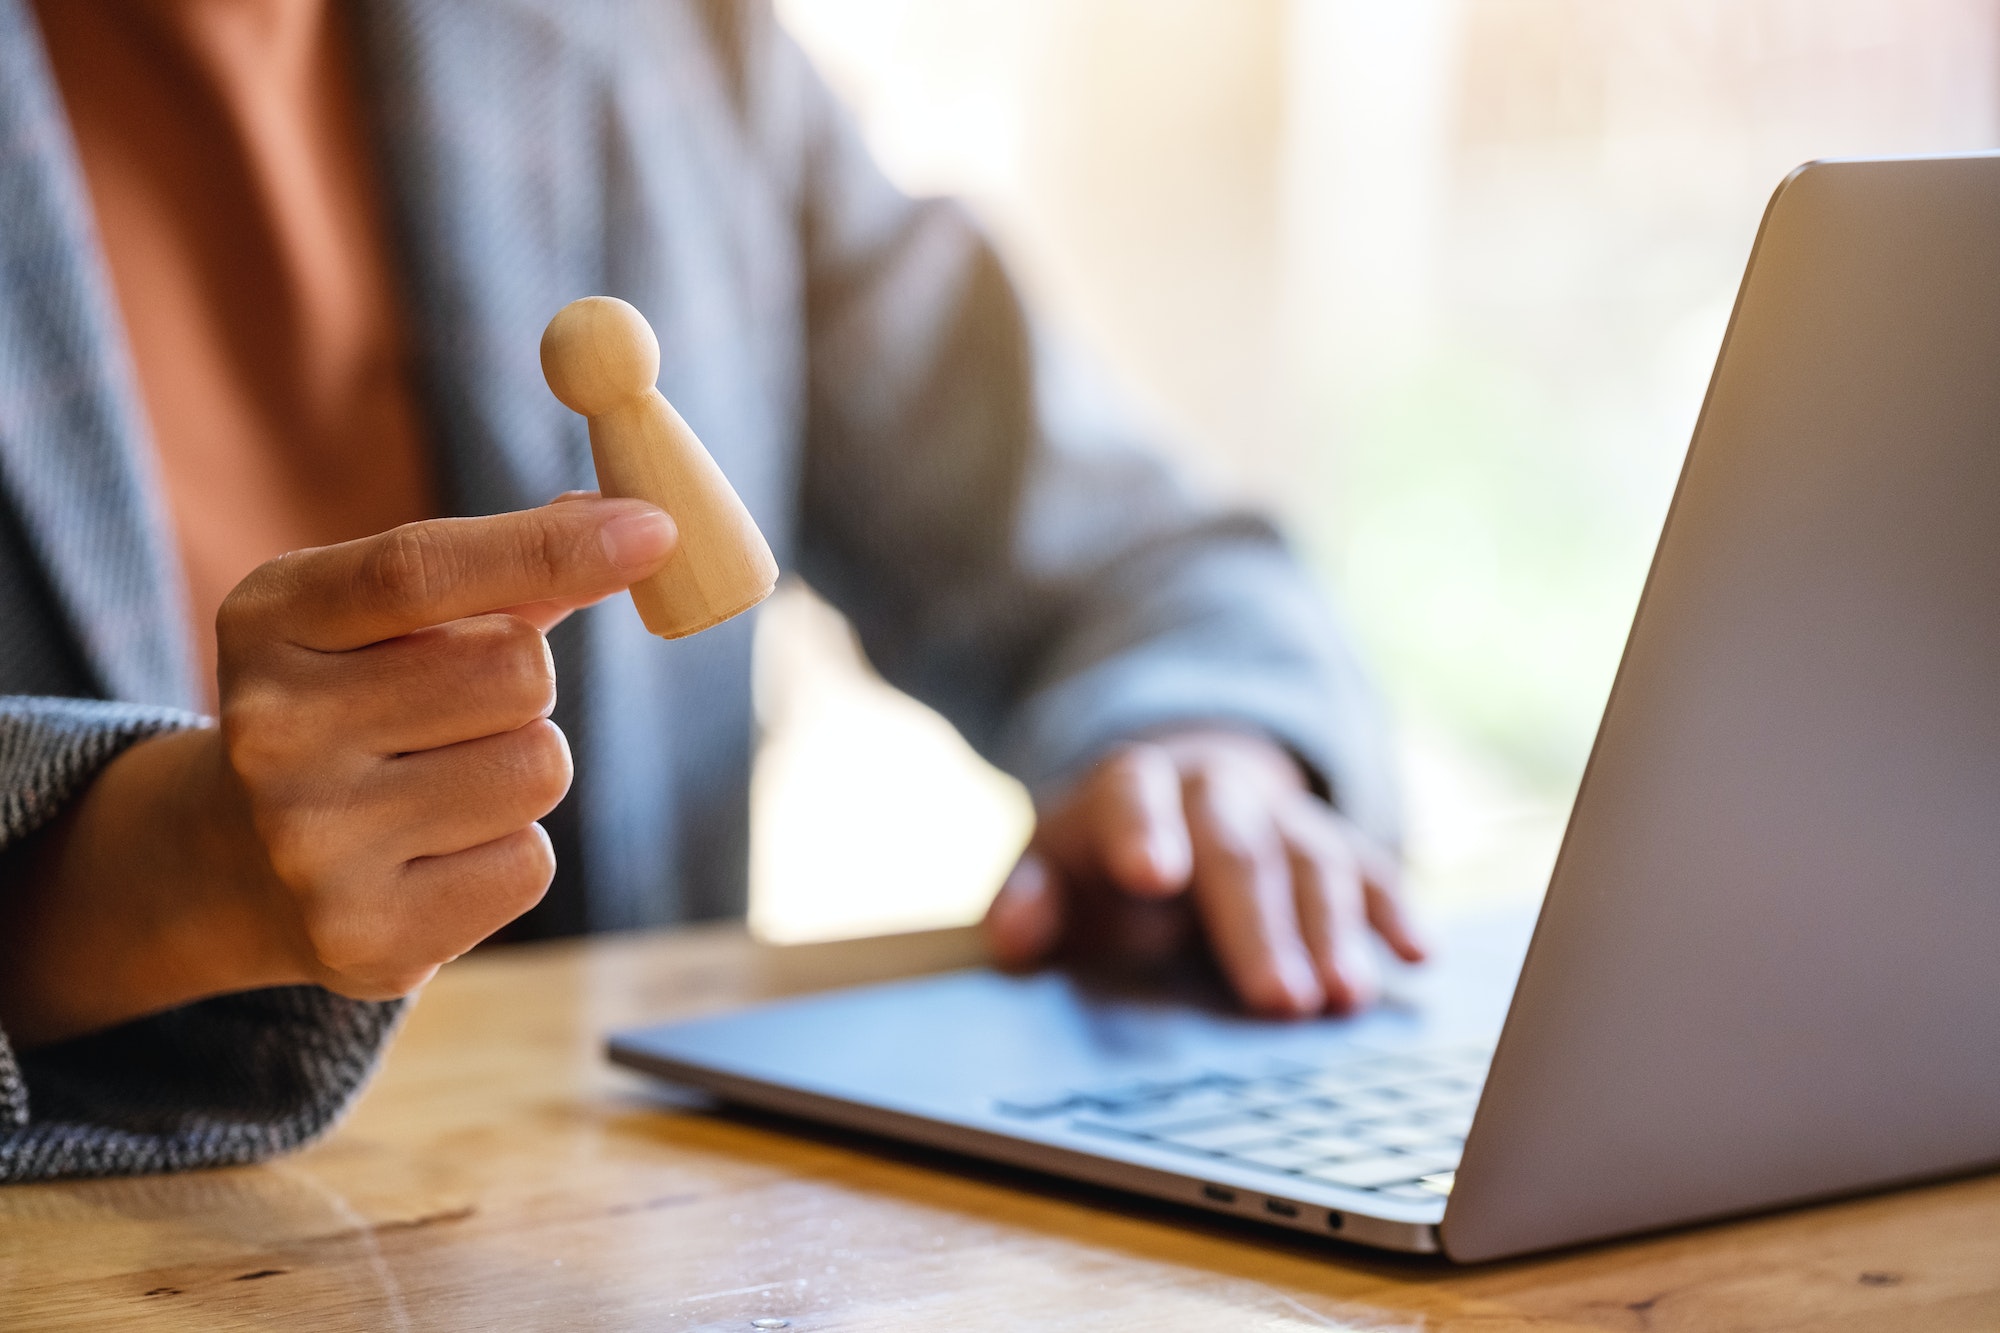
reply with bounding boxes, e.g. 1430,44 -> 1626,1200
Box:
540,296 -> 661,416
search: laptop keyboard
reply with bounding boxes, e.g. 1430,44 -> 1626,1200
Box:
995,1045 -> 1488,1202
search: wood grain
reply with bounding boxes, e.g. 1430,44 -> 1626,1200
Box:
4,924 -> 1996,1331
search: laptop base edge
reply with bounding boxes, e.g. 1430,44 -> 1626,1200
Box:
607,1040 -> 1444,1256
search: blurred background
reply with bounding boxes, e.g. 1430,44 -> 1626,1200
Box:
749,0 -> 2000,943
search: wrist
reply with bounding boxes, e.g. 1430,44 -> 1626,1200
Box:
0,727 -> 305,1048
138,727 -> 307,996
1144,726 -> 1309,793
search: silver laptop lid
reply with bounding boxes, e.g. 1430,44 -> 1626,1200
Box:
1445,155 -> 2000,1261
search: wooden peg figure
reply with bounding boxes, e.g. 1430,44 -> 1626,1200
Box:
540,296 -> 779,638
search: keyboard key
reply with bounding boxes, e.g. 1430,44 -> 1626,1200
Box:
1290,1065 -> 1390,1094
1068,1117 -> 1148,1143
1387,1044 -> 1488,1072
1300,1153 -> 1444,1191
1284,1130 -> 1380,1159
1398,1085 -> 1482,1117
1148,1118 -> 1290,1153
1418,1109 -> 1475,1138
1187,1070 -> 1254,1092
1078,1079 -> 1182,1111
1351,1121 -> 1447,1150
998,1044 -> 1490,1181
996,1090 -> 1081,1118
1373,1184 -> 1439,1202
1099,1088 -> 1257,1129
1221,1138 -> 1347,1172
1259,1098 -> 1354,1126
1335,1084 -> 1422,1111
1232,1076 -> 1315,1105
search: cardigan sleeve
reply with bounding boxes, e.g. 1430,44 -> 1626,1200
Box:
0,698 -> 406,1181
764,16 -> 1402,838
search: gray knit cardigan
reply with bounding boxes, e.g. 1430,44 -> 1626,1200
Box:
0,0 -> 1398,1181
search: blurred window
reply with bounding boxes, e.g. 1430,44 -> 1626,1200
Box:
753,0 -> 2000,941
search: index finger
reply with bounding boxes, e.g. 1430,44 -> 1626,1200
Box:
1061,744 -> 1194,898
238,499 -> 677,651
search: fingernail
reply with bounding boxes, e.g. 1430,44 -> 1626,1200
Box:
599,505 -> 676,571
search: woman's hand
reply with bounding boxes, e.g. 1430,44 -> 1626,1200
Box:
983,730 -> 1425,1016
0,497 -> 675,1047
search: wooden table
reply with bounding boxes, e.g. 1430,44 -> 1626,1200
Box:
5,925 -> 1997,1331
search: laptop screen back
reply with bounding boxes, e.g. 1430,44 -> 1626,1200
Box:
1444,155 -> 2000,1262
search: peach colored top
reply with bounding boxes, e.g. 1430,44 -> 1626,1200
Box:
33,0 -> 437,709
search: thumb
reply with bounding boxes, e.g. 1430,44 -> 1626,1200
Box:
982,851 -> 1064,969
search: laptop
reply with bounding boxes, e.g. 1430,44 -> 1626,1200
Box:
610,154 -> 2000,1263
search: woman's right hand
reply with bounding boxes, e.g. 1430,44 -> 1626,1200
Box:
0,498 -> 676,1046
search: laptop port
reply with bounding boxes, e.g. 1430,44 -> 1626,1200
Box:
1264,1198 -> 1299,1218
1326,1211 -> 1345,1232
1201,1184 -> 1237,1205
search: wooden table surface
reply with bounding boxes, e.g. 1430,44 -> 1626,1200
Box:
5,923 -> 1997,1331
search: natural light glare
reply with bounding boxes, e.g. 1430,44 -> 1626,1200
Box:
753,0 -> 2000,942
749,587 -> 1033,943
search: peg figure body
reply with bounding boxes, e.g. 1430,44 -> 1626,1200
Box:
541,297 -> 779,638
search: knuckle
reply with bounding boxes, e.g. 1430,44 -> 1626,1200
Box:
484,719 -> 572,818
445,615 -> 556,725
255,805 -> 333,890
498,826 -> 558,906
520,515 -> 570,586
514,719 -> 574,808
1181,765 -> 1222,810
1093,743 -> 1166,804
360,523 -> 451,618
213,585 -> 259,650
435,829 -> 557,933
220,687 -> 297,782
1098,745 -> 1149,786
215,552 -> 296,638
294,878 -> 422,989
305,912 -> 394,981
430,829 -> 554,937
1286,793 -> 1354,851
489,615 -> 558,711
1199,823 -> 1261,875
1296,826 -> 1359,884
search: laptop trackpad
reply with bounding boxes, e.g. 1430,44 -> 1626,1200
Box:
609,905 -> 1537,1120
